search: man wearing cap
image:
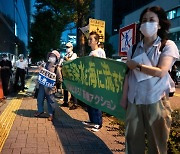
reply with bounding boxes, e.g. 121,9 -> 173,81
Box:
0,54 -> 12,96
14,54 -> 28,92
61,42 -> 78,110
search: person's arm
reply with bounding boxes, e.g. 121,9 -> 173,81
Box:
69,53 -> 77,60
56,66 -> 63,83
126,55 -> 174,78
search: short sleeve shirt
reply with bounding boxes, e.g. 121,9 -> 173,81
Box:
89,48 -> 106,58
16,59 -> 28,70
127,37 -> 179,104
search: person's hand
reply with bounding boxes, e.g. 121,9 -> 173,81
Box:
64,56 -> 69,61
126,60 -> 138,70
51,86 -> 56,91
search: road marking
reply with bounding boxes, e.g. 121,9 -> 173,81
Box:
0,99 -> 22,152
174,93 -> 180,97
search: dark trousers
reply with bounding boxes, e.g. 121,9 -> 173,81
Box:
14,68 -> 26,91
64,90 -> 77,105
64,90 -> 69,104
87,106 -> 102,126
1,74 -> 10,96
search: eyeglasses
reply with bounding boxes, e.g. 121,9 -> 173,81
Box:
66,46 -> 71,48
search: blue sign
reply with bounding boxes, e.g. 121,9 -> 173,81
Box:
38,68 -> 56,88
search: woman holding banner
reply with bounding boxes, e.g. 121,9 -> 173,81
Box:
82,31 -> 106,132
34,50 -> 62,121
125,6 -> 179,153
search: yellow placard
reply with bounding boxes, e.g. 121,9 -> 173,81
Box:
89,18 -> 105,42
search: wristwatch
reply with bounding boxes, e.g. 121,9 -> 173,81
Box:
136,63 -> 142,71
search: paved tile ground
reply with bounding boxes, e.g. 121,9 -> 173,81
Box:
1,67 -> 179,154
1,95 -> 125,154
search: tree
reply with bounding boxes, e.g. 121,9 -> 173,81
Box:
74,0 -> 92,56
30,0 -> 75,62
30,0 -> 93,61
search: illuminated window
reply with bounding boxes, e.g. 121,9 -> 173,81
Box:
177,8 -> 180,17
167,7 -> 180,19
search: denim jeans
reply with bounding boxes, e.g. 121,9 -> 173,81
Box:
87,106 -> 102,126
37,84 -> 55,115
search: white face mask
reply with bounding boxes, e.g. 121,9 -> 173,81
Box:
48,57 -> 56,63
3,58 -> 7,61
140,22 -> 158,37
66,48 -> 72,53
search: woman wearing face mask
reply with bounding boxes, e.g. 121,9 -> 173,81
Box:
34,50 -> 62,121
125,6 -> 179,154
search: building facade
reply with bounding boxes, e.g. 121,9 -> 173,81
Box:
0,0 -> 30,57
109,0 -> 180,55
94,0 -> 113,36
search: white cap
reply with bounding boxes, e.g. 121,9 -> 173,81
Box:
48,50 -> 60,59
66,42 -> 73,49
19,54 -> 24,58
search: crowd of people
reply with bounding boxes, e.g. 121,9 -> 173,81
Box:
0,5 -> 179,153
0,53 -> 28,97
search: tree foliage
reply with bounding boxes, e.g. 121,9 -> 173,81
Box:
30,0 -> 75,62
30,0 -> 115,61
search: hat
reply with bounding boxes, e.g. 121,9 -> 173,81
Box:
48,50 -> 60,59
66,42 -> 73,49
19,54 -> 24,58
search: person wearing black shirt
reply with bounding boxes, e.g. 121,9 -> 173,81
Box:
0,54 -> 12,96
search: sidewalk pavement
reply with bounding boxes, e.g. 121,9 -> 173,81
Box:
1,88 -> 125,154
1,67 -> 179,154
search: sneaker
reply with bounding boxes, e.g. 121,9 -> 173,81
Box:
91,125 -> 102,132
82,120 -> 93,125
61,102 -> 69,107
69,105 -> 78,110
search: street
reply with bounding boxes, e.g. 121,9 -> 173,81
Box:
0,66 -> 179,154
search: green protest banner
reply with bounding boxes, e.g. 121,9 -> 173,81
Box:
62,56 -> 127,120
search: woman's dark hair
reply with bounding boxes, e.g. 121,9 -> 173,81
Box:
89,31 -> 99,43
139,6 -> 171,40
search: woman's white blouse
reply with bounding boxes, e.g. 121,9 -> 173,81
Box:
127,37 -> 179,104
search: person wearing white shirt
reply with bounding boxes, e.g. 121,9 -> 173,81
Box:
125,6 -> 179,153
82,31 -> 106,132
61,42 -> 78,110
14,54 -> 28,92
